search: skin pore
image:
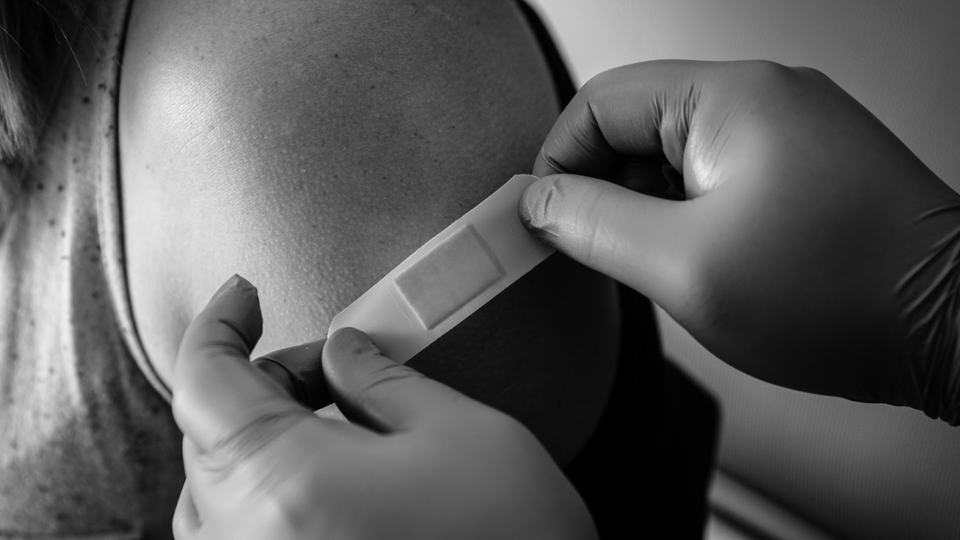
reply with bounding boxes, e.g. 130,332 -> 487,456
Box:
119,0 -> 621,465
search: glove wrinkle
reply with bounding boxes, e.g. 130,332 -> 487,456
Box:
895,205 -> 960,422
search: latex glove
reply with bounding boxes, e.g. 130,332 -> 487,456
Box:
519,60 -> 960,425
171,275 -> 597,540
250,342 -> 330,411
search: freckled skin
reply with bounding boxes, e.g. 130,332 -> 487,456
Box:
120,0 -> 621,465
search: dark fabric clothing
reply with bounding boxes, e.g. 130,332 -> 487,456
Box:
516,4 -> 720,538
564,284 -> 720,540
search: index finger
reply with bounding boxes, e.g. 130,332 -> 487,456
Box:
532,60 -> 707,180
172,275 -> 295,452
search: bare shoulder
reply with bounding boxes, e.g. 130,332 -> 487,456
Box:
118,0 -> 561,384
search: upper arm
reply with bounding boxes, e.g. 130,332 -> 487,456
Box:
118,0 -> 561,384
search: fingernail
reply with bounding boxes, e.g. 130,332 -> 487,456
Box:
212,274 -> 256,300
520,179 -> 565,247
518,182 -> 541,230
519,176 -> 557,231
328,327 -> 381,356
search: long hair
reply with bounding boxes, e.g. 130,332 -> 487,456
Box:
0,1 -> 83,224
0,0 -> 82,166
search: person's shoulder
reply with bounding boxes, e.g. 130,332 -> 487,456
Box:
118,0 -> 555,154
117,0 -> 561,384
117,0 -> 621,467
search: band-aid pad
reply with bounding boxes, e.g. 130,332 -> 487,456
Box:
327,174 -> 554,364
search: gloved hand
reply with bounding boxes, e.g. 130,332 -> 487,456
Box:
519,60 -> 960,425
171,275 -> 597,540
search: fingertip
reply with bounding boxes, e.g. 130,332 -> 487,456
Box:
322,328 -> 388,391
212,273 -> 257,300
324,327 -> 381,360
519,175 -> 554,230
208,274 -> 260,329
174,276 -> 265,402
172,275 -> 294,450
520,174 -> 581,251
197,274 -> 264,354
531,147 -> 559,178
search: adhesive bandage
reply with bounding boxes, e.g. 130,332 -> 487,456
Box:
326,174 -> 555,364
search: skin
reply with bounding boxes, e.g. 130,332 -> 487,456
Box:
119,0 -> 621,466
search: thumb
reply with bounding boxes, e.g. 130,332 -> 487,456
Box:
173,275 -> 305,453
519,174 -> 694,313
322,327 -> 478,433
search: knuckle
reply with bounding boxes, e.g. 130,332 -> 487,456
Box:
577,68 -> 618,113
580,70 -> 610,96
794,65 -> 827,79
582,63 -> 629,92
742,60 -> 832,93
742,59 -> 793,86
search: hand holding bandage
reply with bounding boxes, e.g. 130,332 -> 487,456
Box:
171,275 -> 596,540
520,60 -> 960,424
